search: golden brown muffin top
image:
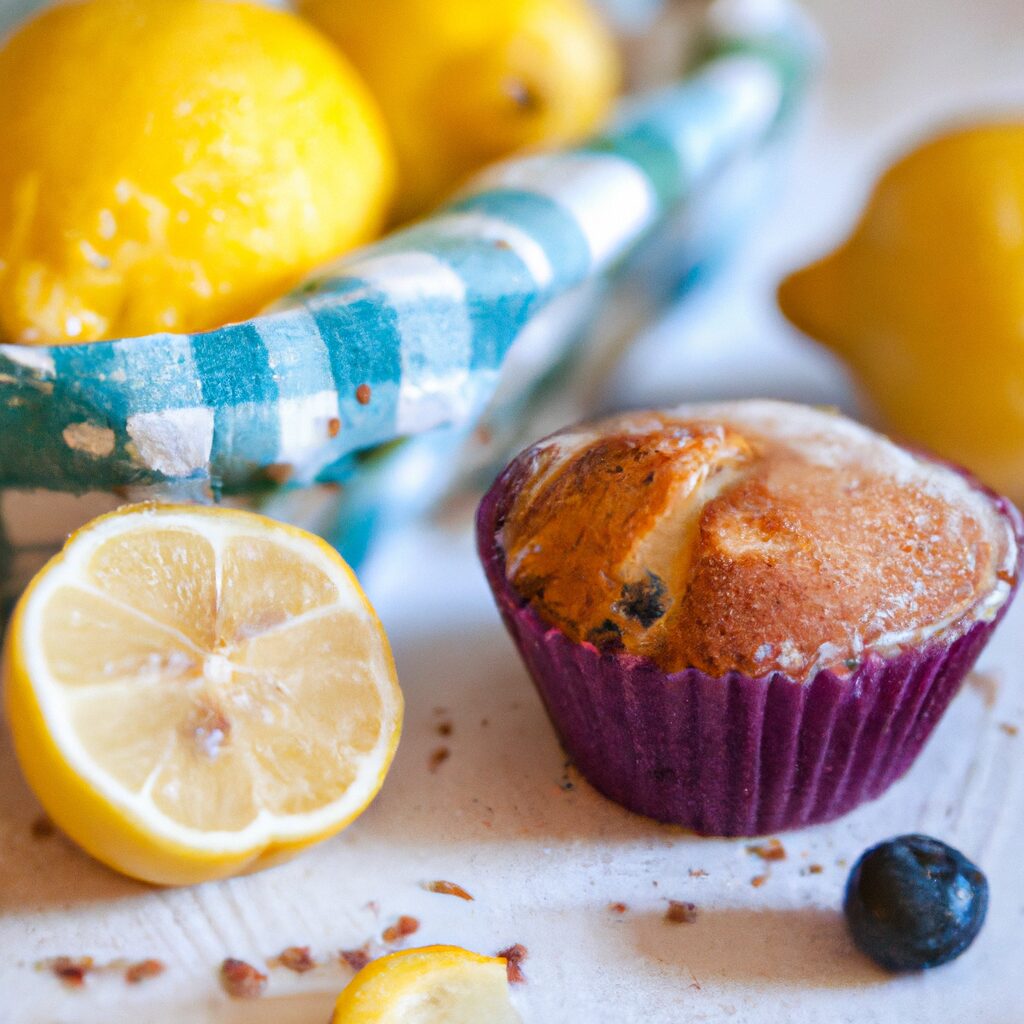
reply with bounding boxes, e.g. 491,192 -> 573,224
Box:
500,401 -> 1017,679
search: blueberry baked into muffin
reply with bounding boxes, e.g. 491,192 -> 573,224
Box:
477,401 -> 1021,835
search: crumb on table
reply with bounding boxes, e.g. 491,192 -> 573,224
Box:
339,945 -> 372,971
41,956 -> 94,988
496,944 -> 528,984
429,747 -> 450,771
271,946 -> 316,973
664,900 -> 698,924
425,880 -> 474,901
746,838 -> 786,861
382,916 -> 420,944
125,959 -> 165,984
967,671 -> 1000,708
220,958 -> 267,999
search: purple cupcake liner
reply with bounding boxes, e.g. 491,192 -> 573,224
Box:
477,459 -> 1023,837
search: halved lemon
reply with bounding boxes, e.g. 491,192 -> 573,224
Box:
2,504 -> 402,886
332,946 -> 521,1023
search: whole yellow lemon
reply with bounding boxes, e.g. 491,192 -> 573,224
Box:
0,0 -> 395,346
299,0 -> 620,223
778,123 -> 1024,502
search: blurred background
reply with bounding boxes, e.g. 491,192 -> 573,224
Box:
605,0 -> 1024,417
2,0 -> 1024,557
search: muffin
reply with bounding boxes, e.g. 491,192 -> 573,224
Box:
476,401 -> 1021,835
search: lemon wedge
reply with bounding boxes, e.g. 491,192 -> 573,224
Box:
332,946 -> 521,1024
2,504 -> 402,886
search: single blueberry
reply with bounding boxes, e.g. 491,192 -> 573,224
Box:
843,834 -> 988,971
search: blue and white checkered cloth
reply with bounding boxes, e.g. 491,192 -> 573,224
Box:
0,0 -> 815,498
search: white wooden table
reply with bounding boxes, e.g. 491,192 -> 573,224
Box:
3,1 -> 1024,1021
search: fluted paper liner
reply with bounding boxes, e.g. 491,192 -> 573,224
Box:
477,461 -> 1022,836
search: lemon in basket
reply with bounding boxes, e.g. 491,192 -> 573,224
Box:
0,0 -> 394,346
299,0 -> 620,222
332,946 -> 522,1024
2,504 -> 402,886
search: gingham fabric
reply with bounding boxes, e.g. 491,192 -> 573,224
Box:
0,0 -> 814,496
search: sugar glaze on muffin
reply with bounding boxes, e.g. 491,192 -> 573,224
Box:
500,401 -> 1018,680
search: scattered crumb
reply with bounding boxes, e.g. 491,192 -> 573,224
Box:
665,900 -> 698,924
265,463 -> 294,486
807,864 -> 824,875
836,858 -> 848,868
271,947 -> 316,974
327,418 -> 341,439
382,916 -> 420,944
125,959 -> 165,985
436,720 -> 453,737
481,717 -> 490,727
496,944 -> 527,985
967,671 -> 1000,709
40,955 -> 167,987
41,957 -> 94,988
356,383 -> 372,405
429,747 -> 450,772
364,900 -> 380,916
688,969 -> 702,992
433,706 -> 449,716
746,838 -> 786,862
688,868 -> 708,878
608,902 -> 628,914
425,880 -> 474,901
1000,722 -> 1019,737
751,874 -> 768,888
220,958 -> 267,999
31,814 -> 55,839
340,945 -> 372,971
